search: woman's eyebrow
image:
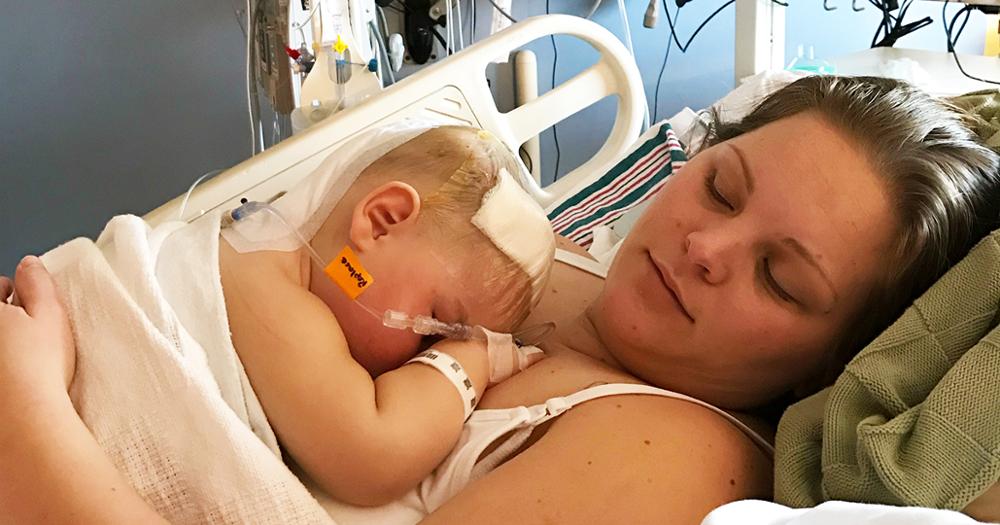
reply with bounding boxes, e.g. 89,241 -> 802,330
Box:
781,238 -> 839,307
726,143 -> 756,194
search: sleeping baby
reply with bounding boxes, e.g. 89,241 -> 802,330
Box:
35,120 -> 555,521
217,123 -> 556,506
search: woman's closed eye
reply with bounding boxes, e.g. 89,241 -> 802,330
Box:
761,257 -> 798,305
705,171 -> 735,212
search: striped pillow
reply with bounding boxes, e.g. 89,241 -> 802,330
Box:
547,123 -> 687,248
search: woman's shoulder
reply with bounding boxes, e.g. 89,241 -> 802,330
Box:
561,391 -> 772,461
555,392 -> 772,504
426,387 -> 774,524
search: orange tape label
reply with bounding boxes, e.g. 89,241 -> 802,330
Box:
324,246 -> 374,300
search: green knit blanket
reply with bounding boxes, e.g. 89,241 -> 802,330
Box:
774,230 -> 1000,510
950,90 -> 1000,152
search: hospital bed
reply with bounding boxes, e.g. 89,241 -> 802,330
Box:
144,14 -> 646,227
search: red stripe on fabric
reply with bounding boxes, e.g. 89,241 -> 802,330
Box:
564,158 -> 673,243
560,152 -> 674,242
568,179 -> 667,244
567,178 -> 670,245
552,143 -> 675,231
567,154 -> 682,241
551,142 -> 672,231
550,141 -> 673,230
551,137 -> 683,231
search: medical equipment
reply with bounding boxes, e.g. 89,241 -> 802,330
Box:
736,0 -> 998,85
786,45 -> 836,75
148,15 -> 644,228
644,0 -> 659,28
278,0 -> 391,133
943,0 -> 1000,85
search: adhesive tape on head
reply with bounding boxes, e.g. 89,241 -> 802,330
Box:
471,168 -> 555,306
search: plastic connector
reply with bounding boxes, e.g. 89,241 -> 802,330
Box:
643,0 -> 658,28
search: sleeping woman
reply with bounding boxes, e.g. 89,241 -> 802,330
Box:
2,76 -> 999,524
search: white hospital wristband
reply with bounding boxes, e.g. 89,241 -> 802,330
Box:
406,349 -> 478,421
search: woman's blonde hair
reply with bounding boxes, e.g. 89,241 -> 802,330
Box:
704,75 -> 1000,383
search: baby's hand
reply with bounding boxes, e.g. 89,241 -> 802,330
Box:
475,327 -> 544,386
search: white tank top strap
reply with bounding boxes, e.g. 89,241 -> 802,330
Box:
533,383 -> 775,457
554,248 -> 608,278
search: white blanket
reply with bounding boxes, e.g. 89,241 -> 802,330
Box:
41,214 -> 333,524
702,500 -> 987,525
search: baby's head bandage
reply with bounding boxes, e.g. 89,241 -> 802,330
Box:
471,167 -> 554,307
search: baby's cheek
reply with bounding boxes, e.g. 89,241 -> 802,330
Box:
357,331 -> 425,376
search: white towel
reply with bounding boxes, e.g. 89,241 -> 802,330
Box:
41,214 -> 333,524
702,500 -> 985,525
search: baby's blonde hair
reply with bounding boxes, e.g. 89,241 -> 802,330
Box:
358,126 -> 535,331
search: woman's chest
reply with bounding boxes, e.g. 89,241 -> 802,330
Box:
476,350 -> 640,410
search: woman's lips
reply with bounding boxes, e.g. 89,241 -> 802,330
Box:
648,252 -> 695,323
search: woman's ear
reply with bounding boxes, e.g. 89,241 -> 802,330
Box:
349,182 -> 422,251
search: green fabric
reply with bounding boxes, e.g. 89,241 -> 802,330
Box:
949,90 -> 1000,153
774,230 -> 1000,510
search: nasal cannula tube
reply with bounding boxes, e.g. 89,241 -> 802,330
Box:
224,200 -> 483,341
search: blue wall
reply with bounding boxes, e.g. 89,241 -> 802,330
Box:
0,1 -> 251,274
502,0 -> 988,184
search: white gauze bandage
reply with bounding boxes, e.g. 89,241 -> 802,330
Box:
471,167 -> 556,308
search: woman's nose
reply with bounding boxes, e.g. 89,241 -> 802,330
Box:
684,230 -> 738,284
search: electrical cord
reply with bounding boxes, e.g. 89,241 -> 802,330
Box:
519,145 -> 534,173
664,0 -> 735,53
377,5 -> 391,36
430,26 -> 453,53
228,0 -> 248,37
177,169 -> 225,221
653,1 -> 680,123
943,0 -> 999,85
370,21 -> 396,85
245,0 -> 259,155
292,0 -> 323,45
664,0 -> 789,55
487,0 -> 518,24
471,0 -> 477,44
869,0 -> 932,48
456,0 -> 465,50
546,0 -> 562,181
449,0 -> 456,54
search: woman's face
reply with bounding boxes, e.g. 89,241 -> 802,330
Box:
593,112 -> 896,408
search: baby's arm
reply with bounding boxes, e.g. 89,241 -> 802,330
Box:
224,268 -> 494,507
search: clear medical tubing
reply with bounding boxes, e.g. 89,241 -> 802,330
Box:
223,200 -> 483,341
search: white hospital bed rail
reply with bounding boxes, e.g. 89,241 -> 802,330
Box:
145,14 -> 645,226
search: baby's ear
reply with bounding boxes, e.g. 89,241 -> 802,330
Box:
349,181 -> 422,250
